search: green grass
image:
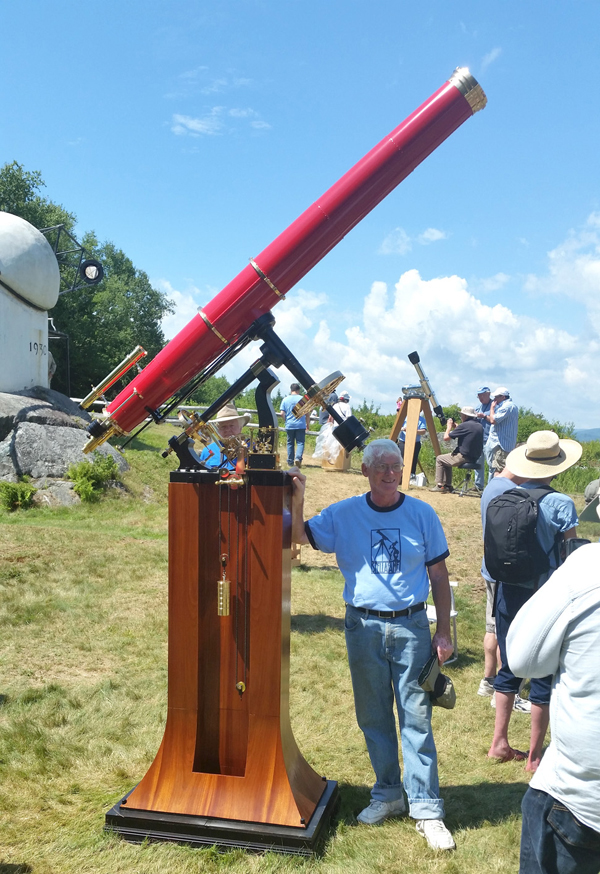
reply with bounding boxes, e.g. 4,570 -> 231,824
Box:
0,424 -> 598,873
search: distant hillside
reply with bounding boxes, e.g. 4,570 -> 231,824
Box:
575,428 -> 600,442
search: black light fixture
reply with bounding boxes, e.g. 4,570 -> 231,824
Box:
80,259 -> 104,284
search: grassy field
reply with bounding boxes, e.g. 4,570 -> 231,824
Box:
1,426 -> 598,874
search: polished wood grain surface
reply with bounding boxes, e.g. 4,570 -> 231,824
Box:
125,474 -> 325,827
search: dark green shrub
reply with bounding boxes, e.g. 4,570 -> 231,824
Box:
0,480 -> 37,511
67,452 -> 119,502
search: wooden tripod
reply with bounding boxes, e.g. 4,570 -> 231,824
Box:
389,396 -> 442,490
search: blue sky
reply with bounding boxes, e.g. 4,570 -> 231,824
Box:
3,1 -> 600,427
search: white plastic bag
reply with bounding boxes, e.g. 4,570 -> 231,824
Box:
313,423 -> 341,464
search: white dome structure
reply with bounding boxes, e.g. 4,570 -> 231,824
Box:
0,211 -> 61,392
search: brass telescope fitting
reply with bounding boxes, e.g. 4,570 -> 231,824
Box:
80,346 -> 147,410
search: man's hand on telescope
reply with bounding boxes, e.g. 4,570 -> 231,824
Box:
443,417 -> 455,442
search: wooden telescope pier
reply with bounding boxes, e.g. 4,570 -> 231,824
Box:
106,466 -> 338,853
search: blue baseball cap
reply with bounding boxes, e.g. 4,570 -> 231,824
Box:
477,386 -> 491,394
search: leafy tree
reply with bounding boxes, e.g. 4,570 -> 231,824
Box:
0,161 -> 76,231
186,375 -> 232,407
516,407 -> 574,442
50,234 -> 174,397
0,162 -> 174,397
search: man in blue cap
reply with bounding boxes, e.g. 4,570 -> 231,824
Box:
474,386 -> 492,490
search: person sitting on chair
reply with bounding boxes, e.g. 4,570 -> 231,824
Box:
430,407 -> 483,494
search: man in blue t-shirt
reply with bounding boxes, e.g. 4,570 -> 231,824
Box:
485,431 -> 581,773
289,439 -> 456,851
279,383 -> 307,467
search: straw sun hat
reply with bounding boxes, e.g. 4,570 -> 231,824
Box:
211,403 -> 252,426
505,430 -> 582,479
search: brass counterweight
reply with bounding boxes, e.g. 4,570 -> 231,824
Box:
217,553 -> 230,617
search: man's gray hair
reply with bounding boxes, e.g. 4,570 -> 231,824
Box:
362,439 -> 403,468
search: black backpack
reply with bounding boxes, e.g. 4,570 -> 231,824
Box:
484,486 -> 557,587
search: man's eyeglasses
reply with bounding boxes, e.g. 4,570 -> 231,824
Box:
373,462 -> 403,473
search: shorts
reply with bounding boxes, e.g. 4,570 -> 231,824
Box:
491,446 -> 508,474
485,578 -> 496,634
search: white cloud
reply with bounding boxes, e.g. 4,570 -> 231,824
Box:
155,279 -> 203,340
524,212 -> 600,331
171,69 -> 251,96
379,226 -> 447,255
417,227 -> 447,245
481,47 -> 502,71
171,109 -> 224,137
475,272 -> 511,294
379,227 -> 411,255
201,75 -> 252,95
171,106 -> 270,137
228,107 -> 258,118
157,217 -> 600,427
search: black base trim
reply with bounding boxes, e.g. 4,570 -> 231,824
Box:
104,780 -> 339,856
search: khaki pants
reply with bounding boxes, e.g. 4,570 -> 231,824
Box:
435,451 -> 468,488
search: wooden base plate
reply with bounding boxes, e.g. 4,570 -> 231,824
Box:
105,780 -> 339,856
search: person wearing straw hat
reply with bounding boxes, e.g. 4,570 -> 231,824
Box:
486,431 -> 581,772
430,406 -> 484,493
508,538 -> 600,874
199,403 -> 252,470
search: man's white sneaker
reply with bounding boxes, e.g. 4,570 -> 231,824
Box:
356,798 -> 406,824
513,694 -> 532,713
416,819 -> 456,850
490,691 -> 531,712
477,678 -> 495,697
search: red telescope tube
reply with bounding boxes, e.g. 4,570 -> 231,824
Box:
101,67 -> 486,440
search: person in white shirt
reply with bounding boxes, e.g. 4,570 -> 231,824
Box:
329,390 -> 351,422
507,540 -> 600,874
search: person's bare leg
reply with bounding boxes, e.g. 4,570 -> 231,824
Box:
527,704 -> 550,772
488,691 -> 527,761
484,632 -> 498,678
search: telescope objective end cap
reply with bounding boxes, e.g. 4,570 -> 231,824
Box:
449,67 -> 487,114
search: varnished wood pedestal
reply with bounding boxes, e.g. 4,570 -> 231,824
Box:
106,469 -> 338,855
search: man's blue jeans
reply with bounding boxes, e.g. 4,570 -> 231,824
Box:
344,604 -> 444,820
286,428 -> 305,465
520,787 -> 600,874
474,451 -> 485,489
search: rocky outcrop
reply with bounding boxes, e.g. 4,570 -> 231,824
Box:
0,388 -> 128,502
0,387 -> 91,441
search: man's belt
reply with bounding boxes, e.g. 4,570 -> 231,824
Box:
350,602 -> 426,619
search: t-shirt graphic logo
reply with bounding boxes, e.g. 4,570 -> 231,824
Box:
371,529 -> 401,574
